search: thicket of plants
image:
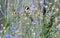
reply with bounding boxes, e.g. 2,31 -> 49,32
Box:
0,0 -> 60,38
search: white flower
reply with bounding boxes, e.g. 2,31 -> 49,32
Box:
55,0 -> 57,2
32,32 -> 35,35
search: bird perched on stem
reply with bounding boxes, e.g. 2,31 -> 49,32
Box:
24,6 -> 30,13
24,6 -> 33,22
12,10 -> 17,16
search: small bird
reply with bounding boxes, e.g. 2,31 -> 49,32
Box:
13,10 -> 16,14
25,6 -> 30,10
24,6 -> 33,22
12,10 -> 17,16
12,10 -> 19,15
24,6 -> 30,13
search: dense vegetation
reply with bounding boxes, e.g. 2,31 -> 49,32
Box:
0,0 -> 60,38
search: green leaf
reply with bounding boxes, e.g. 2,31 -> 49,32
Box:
5,20 -> 11,29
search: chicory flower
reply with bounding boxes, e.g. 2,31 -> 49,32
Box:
16,36 -> 22,38
10,27 -> 18,31
6,34 -> 12,38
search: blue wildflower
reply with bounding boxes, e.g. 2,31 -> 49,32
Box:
40,3 -> 46,8
32,21 -> 40,25
36,30 -> 42,35
55,28 -> 60,32
6,34 -> 12,38
10,27 -> 18,31
16,36 -> 22,38
31,4 -> 36,12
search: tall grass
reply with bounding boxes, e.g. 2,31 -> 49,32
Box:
0,0 -> 60,38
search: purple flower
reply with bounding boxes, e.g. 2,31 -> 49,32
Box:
55,28 -> 60,32
40,3 -> 46,8
6,34 -> 12,38
32,21 -> 40,25
16,36 -> 22,38
31,4 -> 36,12
10,27 -> 18,31
36,30 -> 42,35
